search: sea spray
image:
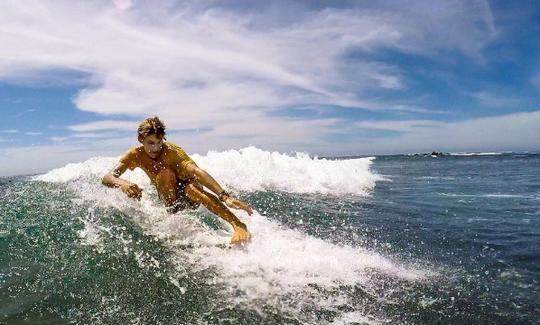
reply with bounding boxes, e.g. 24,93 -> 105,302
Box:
30,147 -> 426,323
36,146 -> 380,195
7,152 -> 538,322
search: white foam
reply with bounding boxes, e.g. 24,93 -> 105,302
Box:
177,213 -> 425,300
33,147 -> 426,322
439,193 -> 535,199
77,209 -> 106,248
122,204 -> 427,321
192,147 -> 380,195
448,152 -> 503,156
35,146 -> 379,196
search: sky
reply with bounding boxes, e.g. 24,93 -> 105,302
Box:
0,0 -> 539,176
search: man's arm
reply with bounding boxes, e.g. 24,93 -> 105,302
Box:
102,162 -> 143,200
185,163 -> 252,215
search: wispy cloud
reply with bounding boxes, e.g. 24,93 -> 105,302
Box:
112,0 -> 132,11
24,131 -> 42,136
530,74 -> 540,89
3,0 -> 527,176
0,144 -> 119,176
469,91 -> 523,108
68,120 -> 138,132
356,119 -> 443,132
348,110 -> 540,154
0,0 -> 496,140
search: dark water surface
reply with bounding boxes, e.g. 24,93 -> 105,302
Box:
0,153 -> 538,324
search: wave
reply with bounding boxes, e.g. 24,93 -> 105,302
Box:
439,193 -> 539,199
71,191 -> 426,322
36,146 -> 380,196
33,147 -> 426,322
448,152 -> 504,156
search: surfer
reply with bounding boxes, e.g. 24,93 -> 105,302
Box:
101,117 -> 252,244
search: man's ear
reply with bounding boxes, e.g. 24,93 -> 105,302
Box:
138,135 -> 144,143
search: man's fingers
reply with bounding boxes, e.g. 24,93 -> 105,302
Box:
238,202 -> 253,215
128,185 -> 142,199
127,188 -> 142,200
227,199 -> 253,215
230,230 -> 251,244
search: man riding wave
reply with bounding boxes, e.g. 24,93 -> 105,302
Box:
102,117 -> 252,244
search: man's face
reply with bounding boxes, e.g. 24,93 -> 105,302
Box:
141,134 -> 164,159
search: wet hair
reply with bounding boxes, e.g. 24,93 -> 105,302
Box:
137,116 -> 166,141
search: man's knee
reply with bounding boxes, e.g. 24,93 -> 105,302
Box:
183,183 -> 202,209
155,169 -> 178,206
185,183 -> 202,196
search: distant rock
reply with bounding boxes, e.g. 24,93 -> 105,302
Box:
411,151 -> 449,157
429,151 -> 449,157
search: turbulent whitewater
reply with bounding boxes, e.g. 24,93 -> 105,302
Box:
1,149 -> 538,324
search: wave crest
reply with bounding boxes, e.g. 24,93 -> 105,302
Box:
36,146 -> 378,196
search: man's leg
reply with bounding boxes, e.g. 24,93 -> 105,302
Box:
184,184 -> 245,228
154,169 -> 179,207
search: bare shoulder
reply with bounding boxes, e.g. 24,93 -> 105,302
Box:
163,141 -> 184,152
163,142 -> 190,158
119,146 -> 143,168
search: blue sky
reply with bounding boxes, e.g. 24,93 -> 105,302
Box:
0,0 -> 539,176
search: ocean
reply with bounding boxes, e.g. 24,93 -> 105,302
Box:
0,147 -> 538,324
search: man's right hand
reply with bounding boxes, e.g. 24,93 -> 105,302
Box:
120,182 -> 143,200
223,196 -> 253,215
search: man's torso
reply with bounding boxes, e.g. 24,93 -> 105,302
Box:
119,142 -> 195,185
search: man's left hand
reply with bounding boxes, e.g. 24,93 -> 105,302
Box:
230,225 -> 251,245
224,196 -> 253,215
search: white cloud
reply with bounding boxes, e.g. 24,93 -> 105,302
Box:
530,74 -> 540,89
0,0 -> 496,132
24,131 -> 42,136
112,0 -> 132,11
348,110 -> 540,155
0,129 -> 19,133
0,144 -> 116,177
4,109 -> 538,177
470,91 -> 523,108
68,120 -> 138,132
355,119 -> 444,132
0,0 -> 513,175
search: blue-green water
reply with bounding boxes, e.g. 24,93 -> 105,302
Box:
0,152 -> 539,324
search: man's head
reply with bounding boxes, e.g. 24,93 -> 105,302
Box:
138,116 -> 166,159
